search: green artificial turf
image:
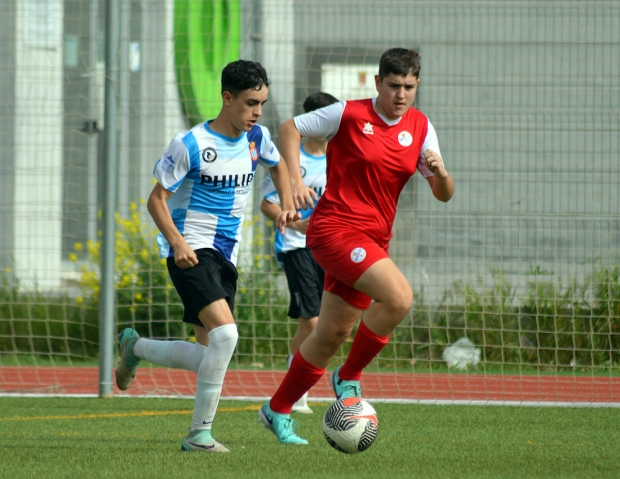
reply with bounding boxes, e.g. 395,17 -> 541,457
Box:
0,397 -> 618,479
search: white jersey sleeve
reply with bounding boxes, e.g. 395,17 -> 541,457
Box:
293,100 -> 346,140
257,126 -> 281,168
153,133 -> 191,191
417,119 -> 443,179
260,174 -> 279,205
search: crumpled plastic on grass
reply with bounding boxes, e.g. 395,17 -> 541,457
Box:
442,337 -> 481,370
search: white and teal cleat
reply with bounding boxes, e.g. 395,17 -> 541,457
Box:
330,365 -> 362,400
258,402 -> 308,444
181,429 -> 229,453
115,328 -> 141,391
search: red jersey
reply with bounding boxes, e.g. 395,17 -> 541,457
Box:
306,99 -> 429,248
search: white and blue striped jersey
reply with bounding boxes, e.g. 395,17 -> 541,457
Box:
153,121 -> 280,266
261,144 -> 326,264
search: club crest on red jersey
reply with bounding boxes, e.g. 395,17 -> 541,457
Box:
398,131 -> 413,146
249,141 -> 258,161
362,122 -> 374,135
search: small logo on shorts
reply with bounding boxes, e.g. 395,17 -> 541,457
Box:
350,247 -> 367,263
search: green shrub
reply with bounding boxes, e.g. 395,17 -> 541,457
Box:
75,203 -> 185,340
2,204 -> 619,373
0,274 -> 99,361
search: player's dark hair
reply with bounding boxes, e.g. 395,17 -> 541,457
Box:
221,60 -> 271,96
378,48 -> 421,79
302,92 -> 339,113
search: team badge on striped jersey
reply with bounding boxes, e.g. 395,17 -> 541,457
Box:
249,141 -> 258,161
201,147 -> 217,163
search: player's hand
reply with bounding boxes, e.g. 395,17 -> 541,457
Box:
423,149 -> 448,178
173,240 -> 198,269
292,182 -> 318,210
276,210 -> 302,235
288,217 -> 310,235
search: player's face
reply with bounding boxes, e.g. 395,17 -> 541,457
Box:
226,86 -> 269,133
374,72 -> 420,120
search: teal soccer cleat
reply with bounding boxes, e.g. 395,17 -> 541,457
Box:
330,365 -> 362,400
258,402 -> 308,444
181,429 -> 230,453
115,328 -> 141,390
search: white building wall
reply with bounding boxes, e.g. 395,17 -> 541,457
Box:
13,0 -> 64,289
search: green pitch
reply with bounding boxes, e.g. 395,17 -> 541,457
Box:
1,397 -> 618,479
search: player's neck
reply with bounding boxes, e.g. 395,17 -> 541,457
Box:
208,115 -> 243,139
302,138 -> 328,156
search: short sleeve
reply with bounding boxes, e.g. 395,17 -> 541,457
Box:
257,127 -> 281,169
153,136 -> 190,192
417,119 -> 444,179
260,174 -> 280,204
293,101 -> 345,140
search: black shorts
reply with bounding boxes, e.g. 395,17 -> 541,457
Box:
282,248 -> 324,319
167,248 -> 238,326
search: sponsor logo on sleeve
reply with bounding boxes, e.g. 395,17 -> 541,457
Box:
161,155 -> 176,174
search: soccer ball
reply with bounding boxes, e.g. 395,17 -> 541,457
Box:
322,397 -> 379,454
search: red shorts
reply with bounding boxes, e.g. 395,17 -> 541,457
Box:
310,231 -> 389,310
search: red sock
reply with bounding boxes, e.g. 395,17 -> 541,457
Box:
339,321 -> 390,381
270,351 -> 325,414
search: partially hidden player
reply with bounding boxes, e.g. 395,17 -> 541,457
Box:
259,48 -> 454,444
259,92 -> 339,414
115,60 -> 299,452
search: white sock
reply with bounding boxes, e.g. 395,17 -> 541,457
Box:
191,324 -> 238,431
134,339 -> 206,372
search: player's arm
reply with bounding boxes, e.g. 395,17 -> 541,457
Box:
279,119 -> 318,210
268,159 -> 302,234
260,198 -> 309,234
147,183 -> 198,268
423,149 -> 454,202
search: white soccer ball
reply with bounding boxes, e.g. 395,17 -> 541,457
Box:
322,397 -> 379,454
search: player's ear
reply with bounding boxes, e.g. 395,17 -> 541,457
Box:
222,90 -> 234,106
374,75 -> 381,93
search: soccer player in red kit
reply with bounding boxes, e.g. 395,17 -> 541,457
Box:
259,47 -> 455,444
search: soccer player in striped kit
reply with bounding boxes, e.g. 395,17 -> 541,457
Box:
115,60 -> 299,452
259,48 -> 454,444
259,92 -> 339,415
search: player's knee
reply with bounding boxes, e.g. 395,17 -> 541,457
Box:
208,323 -> 238,358
299,316 -> 318,334
386,288 -> 413,319
318,327 -> 351,353
197,324 -> 238,383
334,327 -> 354,348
